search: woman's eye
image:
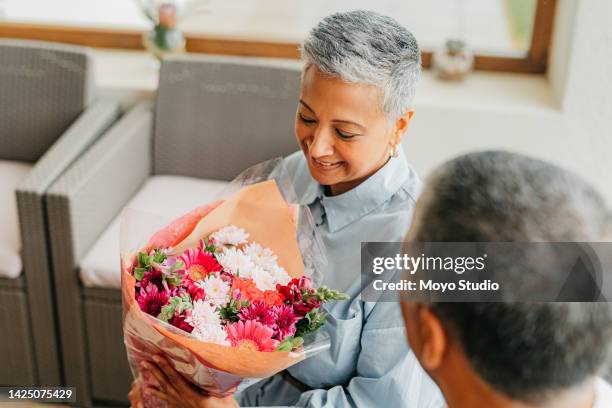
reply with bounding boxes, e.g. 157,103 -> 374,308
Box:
299,113 -> 316,124
335,129 -> 358,139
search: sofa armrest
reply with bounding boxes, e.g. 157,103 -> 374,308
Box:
14,99 -> 120,386
45,102 -> 153,403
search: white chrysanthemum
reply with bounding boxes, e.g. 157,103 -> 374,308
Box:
191,324 -> 230,346
197,275 -> 230,307
251,266 -> 276,291
217,247 -> 255,278
210,225 -> 249,246
185,300 -> 229,345
185,299 -> 220,327
244,242 -> 278,271
270,264 -> 291,286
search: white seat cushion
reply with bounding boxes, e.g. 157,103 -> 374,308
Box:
79,175 -> 229,289
0,160 -> 33,279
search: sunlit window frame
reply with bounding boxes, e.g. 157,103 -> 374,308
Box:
0,0 -> 556,74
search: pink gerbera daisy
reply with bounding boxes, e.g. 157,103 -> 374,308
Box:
239,301 -> 276,327
273,304 -> 298,340
136,283 -> 169,317
225,320 -> 279,352
180,244 -> 222,281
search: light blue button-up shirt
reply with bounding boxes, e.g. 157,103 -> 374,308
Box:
236,150 -> 445,407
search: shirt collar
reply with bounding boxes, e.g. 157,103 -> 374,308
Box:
301,150 -> 419,233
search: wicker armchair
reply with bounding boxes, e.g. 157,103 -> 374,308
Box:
46,54 -> 301,406
0,39 -> 119,386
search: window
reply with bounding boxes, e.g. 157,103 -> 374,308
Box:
0,0 -> 556,73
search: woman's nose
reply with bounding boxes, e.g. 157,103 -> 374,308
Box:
308,128 -> 334,157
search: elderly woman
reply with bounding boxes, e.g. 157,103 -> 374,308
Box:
131,10 -> 443,408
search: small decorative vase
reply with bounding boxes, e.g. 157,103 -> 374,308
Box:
143,26 -> 186,61
431,39 -> 474,81
142,3 -> 186,61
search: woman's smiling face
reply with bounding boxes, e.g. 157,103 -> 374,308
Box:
295,65 -> 410,196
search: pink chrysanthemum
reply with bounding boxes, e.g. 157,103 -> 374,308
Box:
180,245 -> 222,281
225,320 -> 279,352
239,301 -> 276,327
136,283 -> 169,317
273,304 -> 298,340
139,268 -> 163,290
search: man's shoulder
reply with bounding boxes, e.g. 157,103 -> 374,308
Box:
594,377 -> 612,408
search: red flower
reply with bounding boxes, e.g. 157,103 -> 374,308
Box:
169,312 -> 193,333
137,283 -> 169,317
293,298 -> 321,317
276,279 -> 302,303
183,276 -> 206,301
273,304 -> 298,340
139,268 -> 163,291
239,301 -> 275,327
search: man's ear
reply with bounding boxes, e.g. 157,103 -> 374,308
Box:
391,109 -> 415,146
414,305 -> 447,371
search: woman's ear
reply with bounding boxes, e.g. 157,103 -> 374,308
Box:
416,305 -> 447,371
391,109 -> 415,146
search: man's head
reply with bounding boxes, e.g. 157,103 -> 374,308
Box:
402,151 -> 612,406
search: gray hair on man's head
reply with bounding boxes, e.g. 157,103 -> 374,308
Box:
300,10 -> 421,122
412,150 -> 612,404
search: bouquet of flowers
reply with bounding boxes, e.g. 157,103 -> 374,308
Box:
121,160 -> 346,405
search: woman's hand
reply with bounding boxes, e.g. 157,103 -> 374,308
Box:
140,355 -> 239,408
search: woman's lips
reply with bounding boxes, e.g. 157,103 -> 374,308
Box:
311,157 -> 343,171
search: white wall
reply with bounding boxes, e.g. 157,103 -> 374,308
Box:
552,0 -> 612,202
404,0 -> 612,203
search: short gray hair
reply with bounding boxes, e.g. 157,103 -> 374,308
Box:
301,10 -> 421,121
413,151 -> 612,403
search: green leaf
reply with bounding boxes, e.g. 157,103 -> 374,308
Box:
315,287 -> 349,302
134,267 -> 146,281
158,297 -> 179,322
275,338 -> 294,352
158,295 -> 192,322
295,309 -> 327,337
138,252 -> 149,267
153,249 -> 167,264
291,336 -> 304,349
203,238 -> 217,254
219,298 -> 242,322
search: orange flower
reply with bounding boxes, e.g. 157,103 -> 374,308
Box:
232,277 -> 263,302
263,290 -> 285,307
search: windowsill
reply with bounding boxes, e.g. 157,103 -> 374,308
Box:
93,48 -> 560,114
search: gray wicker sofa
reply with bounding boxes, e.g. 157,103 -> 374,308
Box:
0,39 -> 119,387
46,54 -> 302,406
